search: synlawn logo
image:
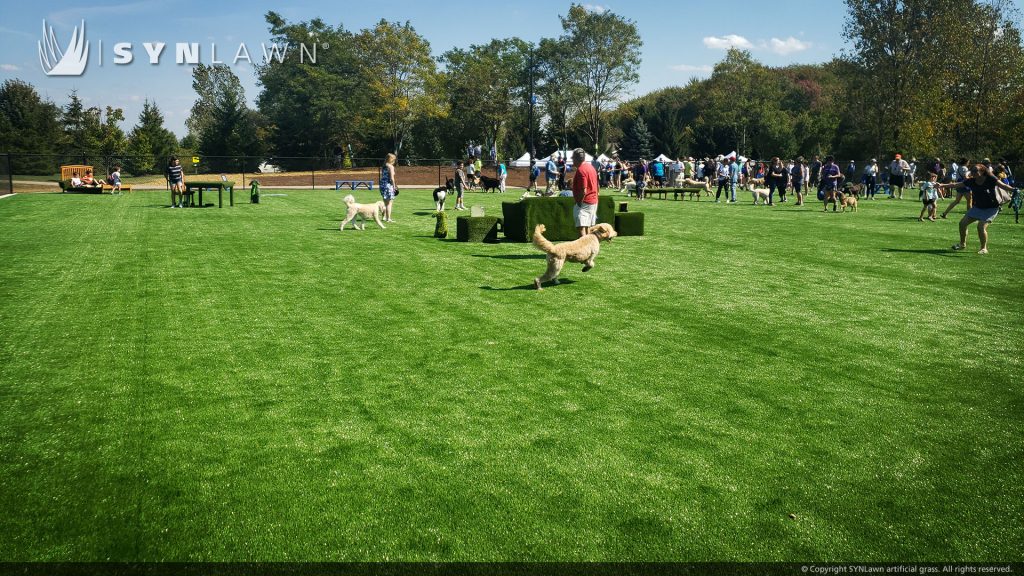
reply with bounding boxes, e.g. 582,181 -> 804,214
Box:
38,20 -> 89,77
36,18 -> 321,77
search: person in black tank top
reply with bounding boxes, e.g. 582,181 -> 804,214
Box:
938,163 -> 1018,254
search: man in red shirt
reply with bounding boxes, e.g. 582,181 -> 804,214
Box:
571,148 -> 599,238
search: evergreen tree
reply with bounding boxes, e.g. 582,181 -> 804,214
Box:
60,90 -> 103,156
622,116 -> 653,161
126,100 -> 177,174
0,79 -> 62,174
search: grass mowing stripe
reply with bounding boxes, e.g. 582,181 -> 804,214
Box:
0,189 -> 1020,561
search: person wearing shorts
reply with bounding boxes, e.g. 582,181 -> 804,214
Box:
889,154 -> 910,199
918,172 -> 939,221
166,157 -> 186,208
941,158 -> 973,219
939,162 -> 1018,254
571,148 -> 599,237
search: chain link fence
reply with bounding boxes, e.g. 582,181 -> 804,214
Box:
0,153 -> 544,190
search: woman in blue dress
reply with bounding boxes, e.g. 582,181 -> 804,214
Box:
380,153 -> 398,223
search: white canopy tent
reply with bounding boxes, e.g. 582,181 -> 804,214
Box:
511,152 -> 535,168
654,154 -> 674,163
548,149 -> 593,165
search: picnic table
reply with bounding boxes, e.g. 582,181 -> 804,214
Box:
181,181 -> 236,208
335,180 -> 374,191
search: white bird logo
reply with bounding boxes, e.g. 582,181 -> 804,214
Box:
38,19 -> 89,76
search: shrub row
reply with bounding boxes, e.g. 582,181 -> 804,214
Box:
501,196 -> 616,242
456,216 -> 502,243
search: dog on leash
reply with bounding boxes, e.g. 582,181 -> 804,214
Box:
340,194 -> 386,230
746,182 -> 770,205
532,223 -> 617,290
433,179 -> 454,211
839,185 -> 860,212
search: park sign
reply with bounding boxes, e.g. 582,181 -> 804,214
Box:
37,19 -> 324,77
192,157 -> 200,165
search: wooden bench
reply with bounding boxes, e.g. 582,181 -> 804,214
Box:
335,180 -> 374,191
58,180 -> 133,193
61,165 -> 92,181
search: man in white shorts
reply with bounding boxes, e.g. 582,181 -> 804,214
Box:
571,148 -> 599,237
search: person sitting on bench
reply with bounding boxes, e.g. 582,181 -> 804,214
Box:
80,169 -> 102,188
70,171 -> 83,187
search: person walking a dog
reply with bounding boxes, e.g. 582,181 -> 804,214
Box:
821,156 -> 842,211
380,153 -> 398,222
571,148 -> 599,238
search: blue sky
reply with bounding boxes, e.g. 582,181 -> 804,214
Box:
1,0 -> 854,137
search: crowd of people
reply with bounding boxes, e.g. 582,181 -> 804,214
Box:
366,149 -> 1018,254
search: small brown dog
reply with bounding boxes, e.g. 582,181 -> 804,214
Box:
839,186 -> 860,212
532,223 -> 617,290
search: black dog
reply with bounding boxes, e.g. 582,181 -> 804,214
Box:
433,178 -> 454,210
477,174 -> 501,193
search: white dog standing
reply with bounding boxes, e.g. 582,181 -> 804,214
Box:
340,194 -> 386,230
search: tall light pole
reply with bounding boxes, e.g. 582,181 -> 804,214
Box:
528,50 -> 537,170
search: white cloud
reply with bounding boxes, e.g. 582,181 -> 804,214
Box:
583,4 -> 610,13
703,35 -> 754,50
670,64 -> 712,73
0,64 -> 20,71
768,37 -> 811,55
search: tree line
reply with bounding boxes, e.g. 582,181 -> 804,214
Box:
1,0 -> 1021,176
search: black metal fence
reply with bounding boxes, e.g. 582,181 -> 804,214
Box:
0,153 -> 538,190
1,153 -> 12,195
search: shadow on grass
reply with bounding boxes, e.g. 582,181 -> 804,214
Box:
471,254 -> 545,260
880,248 -> 958,257
412,211 -> 436,216
412,235 -> 460,242
481,279 -> 576,291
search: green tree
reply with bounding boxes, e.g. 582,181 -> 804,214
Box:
441,38 -> 530,164
60,90 -> 102,155
621,116 -> 653,160
189,64 -> 265,171
354,20 -> 439,156
944,0 -> 1024,155
98,106 -> 127,160
187,63 -> 243,142
558,4 -> 642,154
842,0 -> 964,157
126,100 -> 177,174
256,11 -> 366,169
534,38 -> 584,158
0,79 -> 63,174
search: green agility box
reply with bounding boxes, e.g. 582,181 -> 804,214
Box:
614,212 -> 645,236
456,216 -> 502,243
501,196 -> 616,242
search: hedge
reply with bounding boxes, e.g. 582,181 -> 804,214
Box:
614,212 -> 645,236
456,216 -> 502,243
501,196 -> 616,242
434,211 -> 449,238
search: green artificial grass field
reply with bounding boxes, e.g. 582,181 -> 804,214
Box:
0,188 -> 1021,562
